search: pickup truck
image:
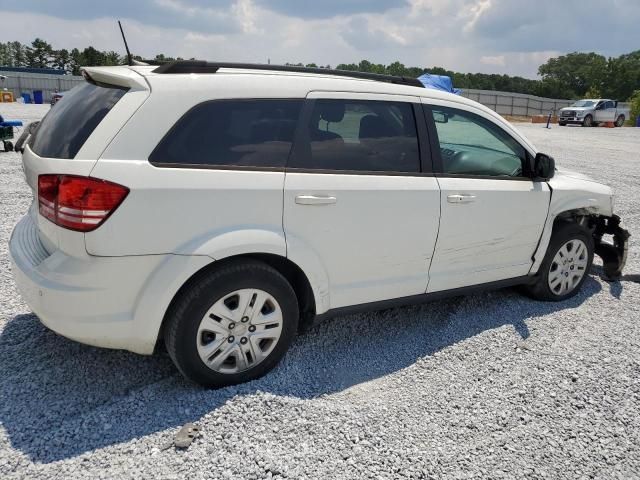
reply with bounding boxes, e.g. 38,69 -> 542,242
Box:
559,99 -> 629,127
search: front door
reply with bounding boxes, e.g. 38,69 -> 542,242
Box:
284,93 -> 441,311
423,103 -> 551,292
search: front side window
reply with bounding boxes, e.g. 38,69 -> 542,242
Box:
429,106 -> 527,177
150,99 -> 303,168
291,99 -> 420,173
30,82 -> 127,159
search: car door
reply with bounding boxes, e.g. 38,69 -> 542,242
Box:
594,101 -> 615,122
283,92 -> 441,312
423,102 -> 551,293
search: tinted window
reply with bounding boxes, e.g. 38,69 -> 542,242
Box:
291,99 -> 420,173
30,82 -> 127,159
150,99 -> 302,168
430,106 -> 526,177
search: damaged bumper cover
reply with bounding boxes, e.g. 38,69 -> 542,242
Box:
593,215 -> 630,281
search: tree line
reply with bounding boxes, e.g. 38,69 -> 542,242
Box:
1,38 -> 639,101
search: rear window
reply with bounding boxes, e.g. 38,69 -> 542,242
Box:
149,99 -> 303,168
30,82 -> 127,159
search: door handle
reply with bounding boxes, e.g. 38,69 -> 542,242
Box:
447,194 -> 476,204
295,195 -> 337,205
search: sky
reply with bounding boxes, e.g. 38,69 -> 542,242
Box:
0,0 -> 638,78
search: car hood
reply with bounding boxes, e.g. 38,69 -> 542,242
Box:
547,167 -> 614,217
554,167 -> 598,183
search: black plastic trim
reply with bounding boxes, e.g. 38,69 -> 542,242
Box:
413,103 -> 434,174
285,167 -> 435,177
148,163 -> 285,172
152,61 -> 425,88
315,276 -> 534,322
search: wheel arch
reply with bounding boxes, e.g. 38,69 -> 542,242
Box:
154,253 -> 319,351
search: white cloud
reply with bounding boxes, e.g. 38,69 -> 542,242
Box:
1,0 -> 639,78
480,55 -> 505,66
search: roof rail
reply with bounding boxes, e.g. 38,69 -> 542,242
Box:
152,61 -> 425,88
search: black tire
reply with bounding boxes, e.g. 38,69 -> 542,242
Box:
615,115 -> 625,127
3,141 -> 12,152
523,222 -> 594,302
582,114 -> 593,127
164,260 -> 299,388
558,122 -> 566,126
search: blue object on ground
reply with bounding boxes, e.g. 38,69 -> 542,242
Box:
636,115 -> 640,127
417,74 -> 462,94
21,93 -> 31,104
0,120 -> 23,127
33,90 -> 44,104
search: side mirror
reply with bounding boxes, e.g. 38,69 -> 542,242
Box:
533,152 -> 555,180
433,111 -> 449,123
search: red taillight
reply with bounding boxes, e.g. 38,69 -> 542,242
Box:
38,175 -> 129,232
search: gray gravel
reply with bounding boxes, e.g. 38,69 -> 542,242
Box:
1,103 -> 639,479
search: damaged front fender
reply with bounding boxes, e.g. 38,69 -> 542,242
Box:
593,215 -> 630,281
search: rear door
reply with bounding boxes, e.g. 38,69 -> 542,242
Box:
423,102 -> 550,292
283,92 -> 441,312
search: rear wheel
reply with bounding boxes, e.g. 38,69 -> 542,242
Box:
615,115 -> 625,127
582,115 -> 593,127
524,222 -> 594,301
3,141 -> 13,152
165,260 -> 299,388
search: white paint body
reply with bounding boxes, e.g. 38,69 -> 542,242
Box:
9,66 -> 616,354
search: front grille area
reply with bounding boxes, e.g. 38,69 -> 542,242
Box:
561,110 -> 576,117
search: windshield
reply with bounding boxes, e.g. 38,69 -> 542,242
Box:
570,100 -> 595,108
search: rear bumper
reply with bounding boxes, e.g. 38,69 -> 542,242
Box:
8,214 -> 168,354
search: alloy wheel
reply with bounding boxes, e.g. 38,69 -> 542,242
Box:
196,289 -> 283,374
547,239 -> 589,296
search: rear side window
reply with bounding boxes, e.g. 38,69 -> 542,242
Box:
30,82 -> 127,159
150,99 -> 303,168
290,99 -> 420,173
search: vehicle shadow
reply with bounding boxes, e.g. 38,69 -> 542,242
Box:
0,277 -> 602,463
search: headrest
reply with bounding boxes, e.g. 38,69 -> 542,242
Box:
318,102 -> 345,123
359,115 -> 388,139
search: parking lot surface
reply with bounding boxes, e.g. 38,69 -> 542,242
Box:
0,103 -> 638,479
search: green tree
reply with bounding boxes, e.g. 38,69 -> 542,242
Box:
538,52 -> 607,97
584,85 -> 601,99
52,48 -> 71,72
628,90 -> 640,125
10,41 -> 28,67
26,38 -> 54,68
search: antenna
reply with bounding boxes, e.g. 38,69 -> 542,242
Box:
118,20 -> 133,66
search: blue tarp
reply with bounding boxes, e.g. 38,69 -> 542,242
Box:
417,74 -> 461,95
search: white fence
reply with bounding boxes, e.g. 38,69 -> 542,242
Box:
1,71 -> 630,116
0,71 -> 84,103
460,89 -> 573,116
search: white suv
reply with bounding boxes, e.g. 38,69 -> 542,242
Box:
9,62 -> 629,387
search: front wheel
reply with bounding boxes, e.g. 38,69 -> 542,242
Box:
582,115 -> 593,127
164,260 -> 299,388
3,141 -> 13,152
615,115 -> 625,127
524,222 -> 594,301
558,122 -> 567,126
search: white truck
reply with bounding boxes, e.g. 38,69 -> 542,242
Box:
558,99 -> 629,127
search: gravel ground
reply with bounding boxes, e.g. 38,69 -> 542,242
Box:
0,103 -> 639,479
